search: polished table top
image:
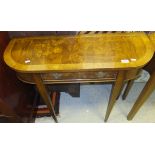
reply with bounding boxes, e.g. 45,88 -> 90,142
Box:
4,32 -> 154,73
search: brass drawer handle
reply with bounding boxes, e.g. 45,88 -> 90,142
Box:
52,73 -> 62,79
96,72 -> 107,78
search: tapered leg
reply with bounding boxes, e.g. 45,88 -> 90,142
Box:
104,70 -> 125,122
33,74 -> 58,123
122,80 -> 134,100
127,71 -> 155,120
50,91 -> 60,115
116,82 -> 125,100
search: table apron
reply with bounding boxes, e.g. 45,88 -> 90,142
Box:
16,69 -> 141,84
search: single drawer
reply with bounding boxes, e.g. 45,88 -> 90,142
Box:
17,71 -> 117,84
41,71 -> 117,83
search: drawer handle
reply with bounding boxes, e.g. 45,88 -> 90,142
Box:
52,73 -> 62,79
96,72 -> 107,78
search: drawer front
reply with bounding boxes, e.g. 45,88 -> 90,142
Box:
41,71 -> 117,82
17,69 -> 141,84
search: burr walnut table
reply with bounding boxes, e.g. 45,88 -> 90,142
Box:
3,32 -> 154,122
127,33 -> 155,120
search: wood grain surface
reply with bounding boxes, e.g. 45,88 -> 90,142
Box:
4,32 -> 154,72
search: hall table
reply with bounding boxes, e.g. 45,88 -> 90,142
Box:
3,32 -> 154,122
127,33 -> 155,120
